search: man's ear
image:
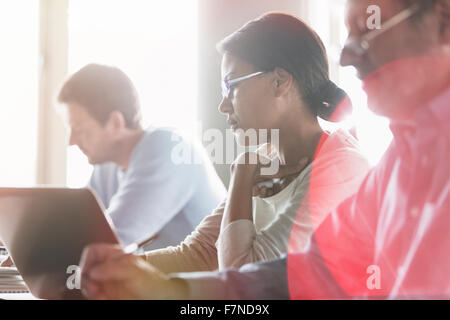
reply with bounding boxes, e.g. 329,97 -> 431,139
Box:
106,111 -> 126,134
272,68 -> 294,98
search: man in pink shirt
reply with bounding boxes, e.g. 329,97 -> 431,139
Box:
287,0 -> 450,299
78,0 -> 450,299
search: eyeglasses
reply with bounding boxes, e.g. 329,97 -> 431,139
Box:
221,71 -> 266,99
343,3 -> 420,57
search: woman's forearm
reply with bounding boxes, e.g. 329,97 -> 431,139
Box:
221,167 -> 255,230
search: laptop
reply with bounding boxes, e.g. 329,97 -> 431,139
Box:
0,187 -> 120,299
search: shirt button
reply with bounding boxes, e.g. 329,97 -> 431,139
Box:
410,207 -> 420,218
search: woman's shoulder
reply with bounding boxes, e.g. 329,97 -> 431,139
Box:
316,129 -> 368,163
324,129 -> 361,151
308,130 -> 371,186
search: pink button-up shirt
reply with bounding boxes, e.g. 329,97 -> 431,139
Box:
288,83 -> 450,299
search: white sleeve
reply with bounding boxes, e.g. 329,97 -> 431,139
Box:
216,148 -> 370,269
145,200 -> 226,273
106,130 -> 200,246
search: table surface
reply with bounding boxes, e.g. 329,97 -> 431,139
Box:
0,293 -> 38,300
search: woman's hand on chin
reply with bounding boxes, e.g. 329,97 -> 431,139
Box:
231,150 -> 308,198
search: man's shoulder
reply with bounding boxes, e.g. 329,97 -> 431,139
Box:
130,126 -> 208,170
314,129 -> 370,170
141,126 -> 208,159
141,126 -> 191,149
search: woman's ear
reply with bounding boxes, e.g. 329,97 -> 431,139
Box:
272,68 -> 294,97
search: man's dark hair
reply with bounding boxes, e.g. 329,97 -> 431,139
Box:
58,64 -> 142,129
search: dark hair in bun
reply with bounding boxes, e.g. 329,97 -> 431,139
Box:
306,80 -> 351,121
217,12 -> 352,121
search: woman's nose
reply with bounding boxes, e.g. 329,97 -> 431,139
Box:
218,97 -> 233,115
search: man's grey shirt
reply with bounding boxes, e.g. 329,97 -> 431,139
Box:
89,127 -> 226,250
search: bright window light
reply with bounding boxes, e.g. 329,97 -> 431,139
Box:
66,0 -> 199,187
0,1 -> 39,187
308,0 -> 392,167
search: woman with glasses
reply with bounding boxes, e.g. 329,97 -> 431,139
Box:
78,14 -> 371,296
139,12 -> 370,272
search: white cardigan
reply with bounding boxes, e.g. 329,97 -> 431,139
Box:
146,129 -> 370,272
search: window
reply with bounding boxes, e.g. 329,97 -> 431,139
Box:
306,0 -> 392,166
0,0 -> 392,189
66,0 -> 199,187
0,1 -> 39,186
